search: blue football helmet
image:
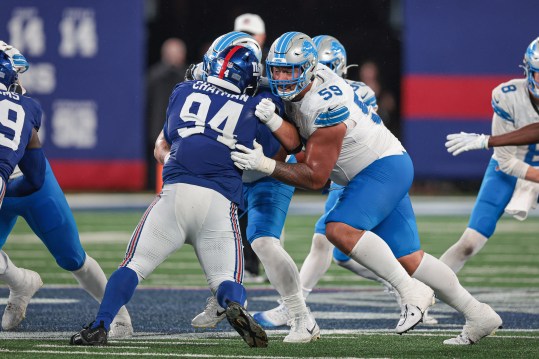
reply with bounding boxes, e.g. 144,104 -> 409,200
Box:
0,51 -> 18,91
266,32 -> 318,100
524,37 -> 539,99
313,35 -> 347,78
207,45 -> 261,94
202,31 -> 262,80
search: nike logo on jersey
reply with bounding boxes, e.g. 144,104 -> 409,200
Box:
216,309 -> 226,316
360,93 -> 368,99
306,323 -> 317,335
328,106 -> 338,112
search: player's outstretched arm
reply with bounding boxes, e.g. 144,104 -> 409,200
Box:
488,122 -> 539,147
232,124 -> 345,190
255,98 -> 301,153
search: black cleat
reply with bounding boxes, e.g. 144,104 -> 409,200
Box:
70,321 -> 108,346
226,301 -> 268,348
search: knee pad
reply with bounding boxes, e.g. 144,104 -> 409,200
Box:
57,252 -> 86,271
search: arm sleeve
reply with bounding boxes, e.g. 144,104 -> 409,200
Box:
6,148 -> 46,197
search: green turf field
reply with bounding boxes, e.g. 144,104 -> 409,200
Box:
5,212 -> 539,288
1,211 -> 538,358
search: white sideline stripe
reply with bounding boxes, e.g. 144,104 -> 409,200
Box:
36,344 -> 151,349
111,341 -> 220,346
0,349 -> 361,359
0,298 -> 77,305
1,328 -> 538,340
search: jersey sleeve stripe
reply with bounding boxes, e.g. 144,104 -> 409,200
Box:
491,99 -> 514,123
314,106 -> 350,126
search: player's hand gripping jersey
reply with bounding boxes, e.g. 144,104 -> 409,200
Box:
490,78 -> 539,178
283,64 -> 404,185
162,80 -> 269,206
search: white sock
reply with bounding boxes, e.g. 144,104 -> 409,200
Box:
347,231 -> 414,293
439,228 -> 488,273
0,251 -> 25,288
335,258 -> 385,284
252,236 -> 303,297
282,292 -> 308,318
72,254 -> 130,322
413,253 -> 479,315
299,233 -> 333,299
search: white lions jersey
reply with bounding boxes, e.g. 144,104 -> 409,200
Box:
284,64 -> 404,186
345,79 -> 378,111
491,78 -> 539,178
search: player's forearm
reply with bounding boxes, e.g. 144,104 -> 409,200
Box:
489,123 -> 539,147
271,121 -> 302,154
154,131 -> 170,164
271,161 -> 326,190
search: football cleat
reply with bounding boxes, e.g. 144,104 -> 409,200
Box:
284,309 -> 320,343
226,301 -> 268,348
108,320 -> 133,339
2,269 -> 43,330
70,321 -> 108,346
443,303 -> 502,345
191,296 -> 227,328
396,278 -> 435,334
253,299 -> 290,328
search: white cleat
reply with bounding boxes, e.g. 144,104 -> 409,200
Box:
109,320 -> 133,339
253,299 -> 290,328
443,303 -> 502,345
191,296 -> 226,328
283,309 -> 320,343
396,278 -> 435,334
2,269 -> 43,330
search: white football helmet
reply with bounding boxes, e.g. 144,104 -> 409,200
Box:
524,37 -> 539,99
202,31 -> 262,80
313,35 -> 347,78
266,32 -> 318,100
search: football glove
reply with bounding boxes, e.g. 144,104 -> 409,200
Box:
255,98 -> 283,132
231,140 -> 276,174
445,132 -> 490,156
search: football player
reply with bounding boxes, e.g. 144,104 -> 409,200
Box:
441,38 -> 539,272
71,45 -> 268,348
0,42 -> 132,337
181,32 -> 319,343
231,32 -> 502,345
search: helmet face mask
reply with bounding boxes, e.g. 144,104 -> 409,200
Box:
266,32 -> 318,100
0,51 -> 18,91
524,37 -> 539,99
202,31 -> 262,81
207,45 -> 261,94
313,35 -> 347,78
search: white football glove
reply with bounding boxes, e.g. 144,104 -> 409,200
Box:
255,98 -> 283,132
0,41 -> 29,73
445,132 -> 490,156
231,140 -> 276,174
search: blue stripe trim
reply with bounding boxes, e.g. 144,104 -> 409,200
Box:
275,32 -> 299,57
312,35 -> 326,49
314,107 -> 350,126
364,97 -> 377,107
215,32 -> 245,52
491,100 -> 514,123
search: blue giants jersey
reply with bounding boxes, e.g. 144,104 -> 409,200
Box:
0,90 -> 42,183
162,80 -> 267,206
